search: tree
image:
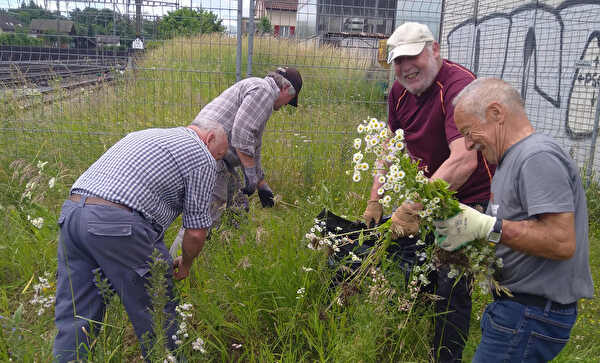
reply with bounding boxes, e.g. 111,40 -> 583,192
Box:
157,8 -> 225,39
257,16 -> 272,35
0,32 -> 43,46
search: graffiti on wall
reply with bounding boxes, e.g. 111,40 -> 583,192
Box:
446,0 -> 600,145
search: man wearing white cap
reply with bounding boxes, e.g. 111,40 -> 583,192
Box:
362,22 -> 494,362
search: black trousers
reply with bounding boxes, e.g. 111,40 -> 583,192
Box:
388,201 -> 487,363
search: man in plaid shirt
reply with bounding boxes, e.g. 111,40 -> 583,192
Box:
53,122 -> 228,362
170,67 -> 303,257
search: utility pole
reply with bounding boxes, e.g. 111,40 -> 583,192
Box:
135,0 -> 141,37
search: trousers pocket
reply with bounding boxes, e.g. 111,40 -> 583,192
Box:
88,222 -> 132,237
524,331 -> 569,361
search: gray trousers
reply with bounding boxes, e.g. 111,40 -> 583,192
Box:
53,197 -> 178,362
170,160 -> 247,258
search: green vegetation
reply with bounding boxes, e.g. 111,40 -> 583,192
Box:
0,2 -> 224,47
257,16 -> 273,35
0,31 -> 42,45
157,8 -> 225,38
0,35 -> 598,362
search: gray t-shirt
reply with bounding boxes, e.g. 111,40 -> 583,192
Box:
487,133 -> 594,303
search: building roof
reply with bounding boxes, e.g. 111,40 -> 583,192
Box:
0,15 -> 24,32
30,19 -> 75,34
264,0 -> 297,11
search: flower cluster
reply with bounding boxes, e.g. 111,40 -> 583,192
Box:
192,337 -> 207,353
26,214 -> 44,229
350,118 -> 504,292
305,218 -> 352,253
29,272 -> 55,316
367,267 -> 396,309
172,303 -> 193,346
350,118 -> 460,223
350,118 -> 504,296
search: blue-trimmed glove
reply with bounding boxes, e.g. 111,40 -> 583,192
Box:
241,166 -> 260,196
257,183 -> 275,208
433,203 -> 496,251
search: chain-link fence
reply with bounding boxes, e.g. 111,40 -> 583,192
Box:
1,0 -> 599,184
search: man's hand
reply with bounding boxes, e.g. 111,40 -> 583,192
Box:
434,203 -> 496,251
241,166 -> 260,195
257,182 -> 275,207
390,202 -> 422,238
363,199 -> 383,227
173,256 -> 192,280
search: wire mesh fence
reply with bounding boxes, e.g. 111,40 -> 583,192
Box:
1,0 -> 599,186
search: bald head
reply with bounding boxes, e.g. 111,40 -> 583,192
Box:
188,120 -> 228,160
453,77 -> 525,120
452,77 -> 534,164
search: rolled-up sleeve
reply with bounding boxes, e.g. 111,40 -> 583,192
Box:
230,86 -> 275,158
182,162 -> 216,229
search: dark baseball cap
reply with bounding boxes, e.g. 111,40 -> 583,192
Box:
276,67 -> 302,107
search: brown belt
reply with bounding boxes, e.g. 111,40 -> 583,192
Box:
69,194 -> 132,212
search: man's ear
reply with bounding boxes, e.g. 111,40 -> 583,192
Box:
207,131 -> 216,145
284,84 -> 295,97
485,102 -> 504,125
432,42 -> 441,57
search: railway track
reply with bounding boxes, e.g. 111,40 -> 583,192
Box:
0,46 -> 133,87
0,62 -> 123,87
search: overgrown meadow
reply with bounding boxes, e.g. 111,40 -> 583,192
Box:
1,35 -> 599,362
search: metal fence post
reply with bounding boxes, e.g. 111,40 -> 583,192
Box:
470,0 -> 479,74
236,0 -> 243,82
247,0 -> 255,77
586,88 -> 600,187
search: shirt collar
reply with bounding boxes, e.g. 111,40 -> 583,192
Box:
264,76 -> 281,97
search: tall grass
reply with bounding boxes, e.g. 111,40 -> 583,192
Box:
1,35 -> 599,362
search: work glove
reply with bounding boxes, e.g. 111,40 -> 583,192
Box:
362,199 -> 383,227
257,183 -> 275,208
390,202 -> 422,238
241,166 -> 260,196
433,203 -> 496,251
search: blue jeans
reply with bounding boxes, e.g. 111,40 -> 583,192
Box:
473,299 -> 577,362
53,197 -> 178,362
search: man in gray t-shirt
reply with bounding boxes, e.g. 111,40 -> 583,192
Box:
490,132 -> 593,304
423,78 -> 593,362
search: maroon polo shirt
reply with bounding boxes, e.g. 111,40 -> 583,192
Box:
388,59 -> 494,204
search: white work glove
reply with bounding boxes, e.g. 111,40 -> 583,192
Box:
362,199 -> 383,227
433,203 -> 496,251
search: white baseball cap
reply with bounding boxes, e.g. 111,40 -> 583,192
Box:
387,22 -> 435,64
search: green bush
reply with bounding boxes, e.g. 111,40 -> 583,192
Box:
0,32 -> 43,46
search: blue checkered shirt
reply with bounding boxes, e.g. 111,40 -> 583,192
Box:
71,127 -> 216,229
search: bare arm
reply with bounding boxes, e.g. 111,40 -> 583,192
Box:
173,228 -> 208,280
236,149 -> 255,167
502,212 -> 576,260
430,137 -> 478,190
